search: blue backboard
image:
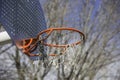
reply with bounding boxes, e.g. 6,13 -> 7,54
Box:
0,0 -> 47,60
0,0 -> 47,41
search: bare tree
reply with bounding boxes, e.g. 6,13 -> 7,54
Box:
43,0 -> 120,80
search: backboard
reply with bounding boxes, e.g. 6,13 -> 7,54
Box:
0,0 -> 47,60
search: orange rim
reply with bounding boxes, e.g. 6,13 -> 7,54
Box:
15,27 -> 85,57
37,27 -> 85,48
16,38 -> 33,49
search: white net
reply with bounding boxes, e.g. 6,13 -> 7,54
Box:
39,28 -> 85,67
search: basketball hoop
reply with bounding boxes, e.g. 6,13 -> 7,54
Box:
16,27 -> 85,57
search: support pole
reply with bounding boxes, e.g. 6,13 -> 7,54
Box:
0,31 -> 11,45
